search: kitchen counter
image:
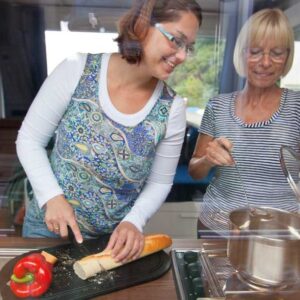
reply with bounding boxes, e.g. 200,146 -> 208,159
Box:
0,237 -> 221,300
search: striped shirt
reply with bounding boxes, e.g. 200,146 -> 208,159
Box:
199,88 -> 300,232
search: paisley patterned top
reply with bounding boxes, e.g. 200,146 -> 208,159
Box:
49,54 -> 175,235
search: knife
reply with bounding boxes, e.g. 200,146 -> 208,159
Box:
67,226 -> 91,257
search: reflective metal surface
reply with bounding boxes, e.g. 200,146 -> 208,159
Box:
280,145 -> 300,203
172,243 -> 300,300
228,207 -> 300,287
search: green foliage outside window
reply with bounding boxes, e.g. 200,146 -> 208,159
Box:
168,37 -> 224,109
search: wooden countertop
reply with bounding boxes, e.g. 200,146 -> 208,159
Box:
0,237 -> 226,300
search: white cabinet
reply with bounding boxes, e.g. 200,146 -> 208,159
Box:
144,201 -> 201,239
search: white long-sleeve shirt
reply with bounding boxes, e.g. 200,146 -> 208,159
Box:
16,53 -> 186,231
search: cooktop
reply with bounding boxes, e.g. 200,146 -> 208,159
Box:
171,247 -> 300,300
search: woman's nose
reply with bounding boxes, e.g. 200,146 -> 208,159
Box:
260,53 -> 272,66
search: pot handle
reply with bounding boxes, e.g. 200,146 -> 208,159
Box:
249,207 -> 273,221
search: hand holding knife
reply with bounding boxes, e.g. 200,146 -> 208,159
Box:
68,226 -> 90,257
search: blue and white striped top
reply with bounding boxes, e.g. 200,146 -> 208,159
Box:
199,88 -> 300,232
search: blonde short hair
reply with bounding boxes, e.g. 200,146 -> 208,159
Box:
233,8 -> 294,77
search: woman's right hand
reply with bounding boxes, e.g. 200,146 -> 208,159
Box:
205,137 -> 234,166
44,195 -> 83,243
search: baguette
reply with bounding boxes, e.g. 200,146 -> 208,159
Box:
73,234 -> 172,280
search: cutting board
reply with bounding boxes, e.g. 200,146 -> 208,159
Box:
0,234 -> 171,300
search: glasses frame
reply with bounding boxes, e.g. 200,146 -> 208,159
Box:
243,47 -> 289,63
155,23 -> 194,56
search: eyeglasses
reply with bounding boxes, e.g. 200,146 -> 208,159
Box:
155,23 -> 195,56
243,47 -> 289,63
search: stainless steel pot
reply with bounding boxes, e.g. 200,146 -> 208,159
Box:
227,206 -> 300,287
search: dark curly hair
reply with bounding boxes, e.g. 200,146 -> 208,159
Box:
115,0 -> 202,64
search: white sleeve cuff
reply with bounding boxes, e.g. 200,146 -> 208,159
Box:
122,182 -> 172,232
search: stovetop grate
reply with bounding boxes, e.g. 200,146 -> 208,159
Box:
201,250 -> 235,293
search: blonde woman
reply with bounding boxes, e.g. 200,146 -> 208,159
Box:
189,8 -> 299,236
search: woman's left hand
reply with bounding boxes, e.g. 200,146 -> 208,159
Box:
105,221 -> 144,263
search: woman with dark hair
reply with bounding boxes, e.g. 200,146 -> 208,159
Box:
189,8 -> 300,237
16,0 -> 202,262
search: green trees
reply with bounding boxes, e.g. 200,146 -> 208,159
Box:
168,38 -> 224,108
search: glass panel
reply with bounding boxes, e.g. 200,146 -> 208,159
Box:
1,0 -> 300,237
168,37 -> 224,110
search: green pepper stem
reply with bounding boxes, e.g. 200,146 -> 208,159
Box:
11,273 -> 34,284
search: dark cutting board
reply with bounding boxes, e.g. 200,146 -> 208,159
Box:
0,234 -> 171,300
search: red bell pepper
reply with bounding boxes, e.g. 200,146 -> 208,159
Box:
10,252 -> 54,298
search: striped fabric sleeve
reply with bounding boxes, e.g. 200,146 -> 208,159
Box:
199,99 -> 215,137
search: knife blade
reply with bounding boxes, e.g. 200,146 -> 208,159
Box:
67,226 -> 90,257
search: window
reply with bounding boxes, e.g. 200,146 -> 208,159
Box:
45,30 -> 118,74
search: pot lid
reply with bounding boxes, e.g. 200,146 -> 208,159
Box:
280,145 -> 300,203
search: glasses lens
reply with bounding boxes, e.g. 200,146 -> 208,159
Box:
155,23 -> 194,56
245,48 -> 262,61
172,37 -> 182,49
270,49 -> 288,62
245,47 -> 288,62
173,38 -> 195,56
